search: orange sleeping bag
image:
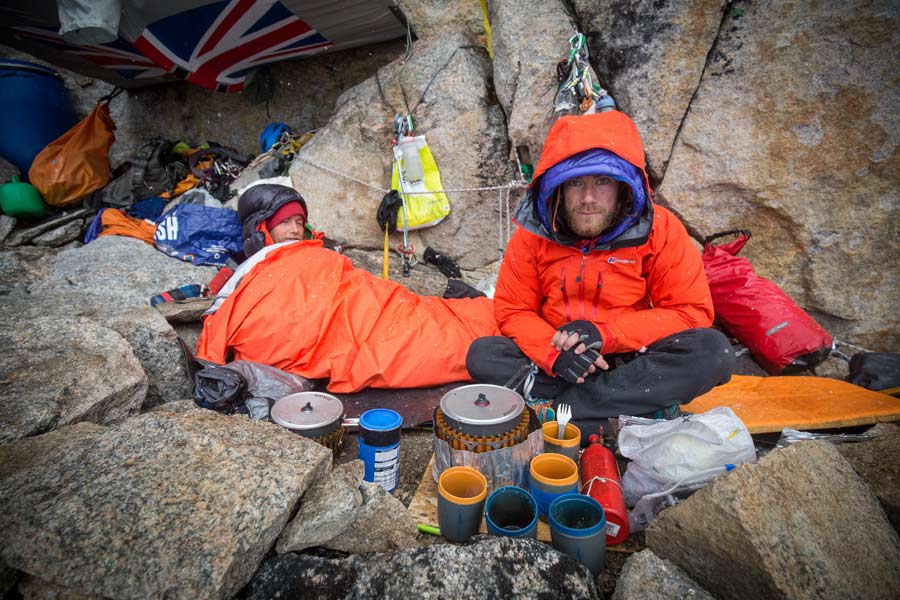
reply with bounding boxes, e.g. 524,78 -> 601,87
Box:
196,240 -> 499,392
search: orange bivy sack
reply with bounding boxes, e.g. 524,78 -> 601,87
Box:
28,102 -> 116,207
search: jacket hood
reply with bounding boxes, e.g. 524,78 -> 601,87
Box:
516,110 -> 654,251
237,183 -> 308,256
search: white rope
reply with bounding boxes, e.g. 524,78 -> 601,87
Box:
296,155 -> 527,195
582,475 -> 623,495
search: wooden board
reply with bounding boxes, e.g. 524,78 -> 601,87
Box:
685,375 -> 900,433
408,455 -> 643,553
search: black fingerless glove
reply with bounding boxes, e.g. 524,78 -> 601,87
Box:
552,320 -> 603,384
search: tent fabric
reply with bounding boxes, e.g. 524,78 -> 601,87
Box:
196,239 -> 499,393
0,1 -> 406,92
685,375 -> 900,434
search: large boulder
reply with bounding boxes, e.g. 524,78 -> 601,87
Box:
290,33 -> 517,270
0,409 -> 332,599
612,549 -> 714,600
490,0 -> 589,162
0,246 -> 58,296
646,441 -> 900,599
575,0 -> 727,178
277,460 -> 366,553
0,309 -> 146,444
106,308 -> 194,409
250,536 -> 600,599
323,481 -> 419,554
838,422 -> 900,534
29,236 -> 218,310
657,0 -> 900,350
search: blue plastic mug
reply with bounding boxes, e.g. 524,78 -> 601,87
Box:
549,494 -> 607,574
484,486 -> 538,539
529,453 -> 579,518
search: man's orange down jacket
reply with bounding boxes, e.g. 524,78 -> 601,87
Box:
496,110 -> 714,374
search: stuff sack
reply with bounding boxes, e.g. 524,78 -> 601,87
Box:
154,204 -> 242,267
702,230 -> 833,374
390,134 -> 451,230
28,101 -> 116,207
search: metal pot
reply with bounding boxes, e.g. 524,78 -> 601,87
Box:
271,392 -> 344,439
439,384 -> 525,438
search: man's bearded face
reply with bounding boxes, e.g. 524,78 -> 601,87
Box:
561,175 -> 621,238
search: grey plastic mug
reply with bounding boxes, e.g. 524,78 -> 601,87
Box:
548,494 -> 607,574
437,466 -> 488,542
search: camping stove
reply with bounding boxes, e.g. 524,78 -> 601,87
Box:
434,384 -> 530,452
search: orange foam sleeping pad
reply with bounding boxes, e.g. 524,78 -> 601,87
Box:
685,375 -> 900,433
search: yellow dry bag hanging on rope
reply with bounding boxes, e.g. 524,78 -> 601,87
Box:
390,134 -> 450,230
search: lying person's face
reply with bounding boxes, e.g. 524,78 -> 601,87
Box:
269,214 -> 306,243
561,175 -> 621,238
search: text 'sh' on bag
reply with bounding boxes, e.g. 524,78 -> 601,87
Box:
28,101 -> 116,207
390,134 -> 450,230
702,230 -> 833,374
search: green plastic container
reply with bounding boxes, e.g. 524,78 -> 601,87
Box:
0,176 -> 48,219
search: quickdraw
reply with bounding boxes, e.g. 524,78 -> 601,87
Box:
390,114 -> 417,277
553,32 -> 615,116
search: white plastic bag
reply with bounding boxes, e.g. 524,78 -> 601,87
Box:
619,407 -> 755,505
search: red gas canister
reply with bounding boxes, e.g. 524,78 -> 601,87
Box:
580,433 -> 629,545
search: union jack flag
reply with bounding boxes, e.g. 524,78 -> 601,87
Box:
133,0 -> 333,93
12,26 -> 170,81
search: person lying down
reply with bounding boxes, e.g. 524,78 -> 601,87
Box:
195,184 -> 499,393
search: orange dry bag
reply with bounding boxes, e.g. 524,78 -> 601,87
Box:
28,101 -> 116,207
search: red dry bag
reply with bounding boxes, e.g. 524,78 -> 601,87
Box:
702,230 -> 833,374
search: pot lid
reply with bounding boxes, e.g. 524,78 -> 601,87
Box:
271,392 -> 344,431
440,384 -> 524,426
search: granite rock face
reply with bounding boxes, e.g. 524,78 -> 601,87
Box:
490,0 -> 589,163
575,0 -> 727,178
395,0 -> 486,44
251,536 -> 600,599
0,422 -> 107,480
612,549 -> 714,600
277,460 -> 366,554
0,215 -> 15,244
0,410 -> 332,599
838,422 -> 900,534
0,246 -> 58,296
657,0 -> 900,349
29,235 -> 218,310
0,310 -> 146,444
647,441 -> 900,600
4,209 -> 91,246
31,219 -> 84,247
324,481 -> 420,554
105,308 -> 194,409
291,33 -> 517,270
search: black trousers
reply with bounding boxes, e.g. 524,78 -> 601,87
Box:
466,328 -> 735,437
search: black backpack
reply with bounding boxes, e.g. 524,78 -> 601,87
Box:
98,138 -> 188,208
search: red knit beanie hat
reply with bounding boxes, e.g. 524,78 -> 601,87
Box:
265,200 -> 307,230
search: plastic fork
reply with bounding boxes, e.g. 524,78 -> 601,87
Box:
556,402 -> 572,440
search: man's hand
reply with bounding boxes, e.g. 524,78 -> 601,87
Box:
551,320 -> 609,384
